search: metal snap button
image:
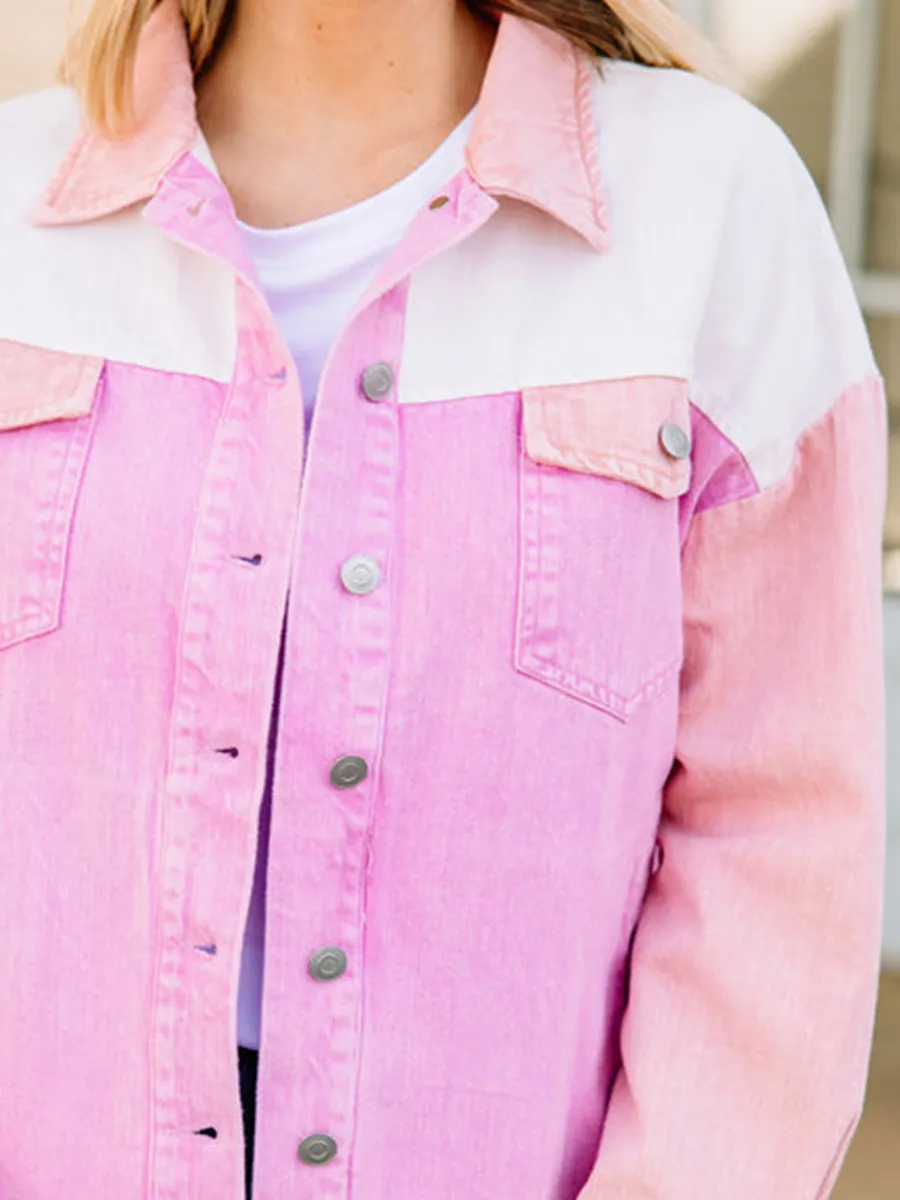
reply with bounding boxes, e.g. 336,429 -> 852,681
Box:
658,422 -> 692,460
308,946 -> 348,981
298,1133 -> 338,1165
340,555 -> 381,596
330,755 -> 368,789
361,363 -> 395,402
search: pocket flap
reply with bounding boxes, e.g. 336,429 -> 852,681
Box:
0,340 -> 104,431
522,377 -> 692,500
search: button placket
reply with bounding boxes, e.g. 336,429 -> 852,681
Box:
146,279 -> 308,1196
248,180 -> 487,1180
253,330 -> 396,1184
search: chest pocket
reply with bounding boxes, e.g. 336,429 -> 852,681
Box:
0,340 -> 103,651
515,377 -> 692,723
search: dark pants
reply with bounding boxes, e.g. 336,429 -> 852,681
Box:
239,1046 -> 260,1199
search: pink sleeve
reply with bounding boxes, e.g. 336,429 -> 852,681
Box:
581,375 -> 887,1199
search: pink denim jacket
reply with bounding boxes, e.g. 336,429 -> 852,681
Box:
0,3 -> 887,1198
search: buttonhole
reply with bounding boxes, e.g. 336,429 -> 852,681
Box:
232,554 -> 263,567
268,366 -> 288,384
194,943 -> 218,956
216,747 -> 240,759
194,1127 -> 218,1139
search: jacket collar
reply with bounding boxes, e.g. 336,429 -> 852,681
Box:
32,0 -> 610,252
466,15 -> 610,252
32,0 -> 197,227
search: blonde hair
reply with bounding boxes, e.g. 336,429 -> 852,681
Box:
65,0 -> 722,136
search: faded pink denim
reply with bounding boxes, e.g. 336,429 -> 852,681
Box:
0,3 -> 887,1199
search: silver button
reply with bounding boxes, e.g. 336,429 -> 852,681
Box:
341,555 -> 381,596
298,1133 -> 338,1165
658,422 -> 692,460
361,363 -> 394,402
308,946 -> 348,981
330,755 -> 368,789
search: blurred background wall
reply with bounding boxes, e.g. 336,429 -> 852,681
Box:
0,1 -> 70,100
1,0 -> 897,1195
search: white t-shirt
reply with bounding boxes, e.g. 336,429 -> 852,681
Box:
236,107 -> 475,1052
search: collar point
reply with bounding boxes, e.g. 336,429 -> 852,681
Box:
28,196 -> 70,229
585,218 -> 613,255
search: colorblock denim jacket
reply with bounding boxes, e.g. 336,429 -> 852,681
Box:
0,2 -> 888,1198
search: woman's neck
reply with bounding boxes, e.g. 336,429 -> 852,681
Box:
196,0 -> 497,227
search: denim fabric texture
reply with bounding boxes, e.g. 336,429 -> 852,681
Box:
0,1 -> 887,1197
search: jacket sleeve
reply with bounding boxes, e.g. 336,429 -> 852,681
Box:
581,103 -> 888,1199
